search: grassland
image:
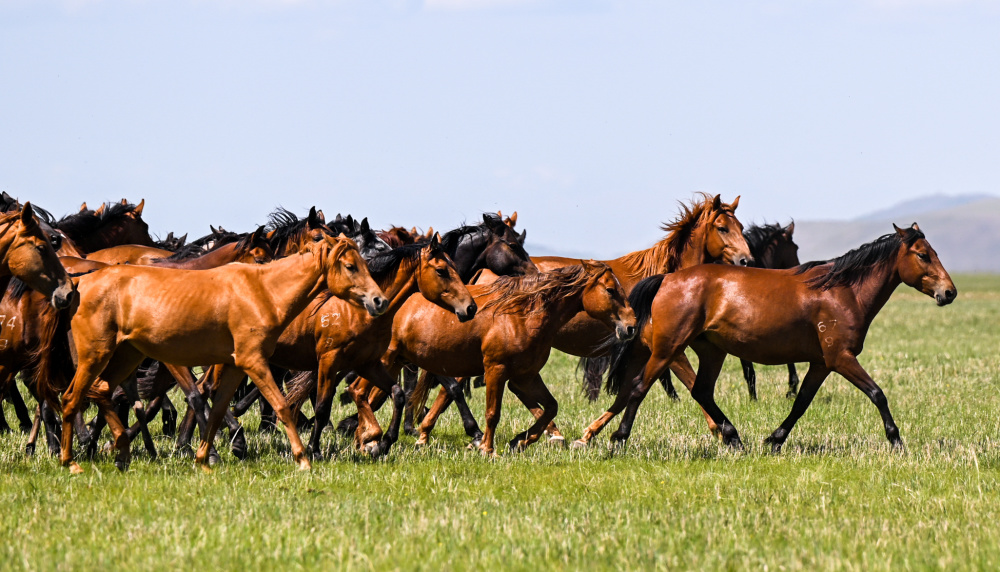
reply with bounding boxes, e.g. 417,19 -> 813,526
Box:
1,275 -> 999,571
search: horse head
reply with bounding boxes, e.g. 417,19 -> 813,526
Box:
894,223 -> 957,307
318,234 -> 388,317
580,260 -> 636,342
417,233 -> 477,323
2,204 -> 75,309
703,195 -> 753,267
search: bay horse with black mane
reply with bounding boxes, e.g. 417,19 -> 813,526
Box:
579,224 -> 955,452
41,235 -> 387,473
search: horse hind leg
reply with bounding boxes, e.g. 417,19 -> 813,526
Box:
687,342 -> 743,450
8,382 -> 33,433
194,365 -> 247,471
440,376 -> 483,446
241,360 -> 311,470
786,363 -> 800,398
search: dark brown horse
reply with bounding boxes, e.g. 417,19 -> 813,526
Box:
383,262 -> 636,455
43,235 -> 387,473
579,224 -> 956,451
53,200 -> 154,254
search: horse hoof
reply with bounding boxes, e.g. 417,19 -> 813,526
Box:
785,391 -> 797,399
208,452 -> 221,466
25,443 -> 35,457
231,444 -> 247,461
362,441 -> 380,457
570,439 -> 588,450
547,435 -> 567,448
114,460 -> 130,472
297,458 -> 312,471
199,463 -> 213,474
404,427 -> 419,438
68,462 -> 84,475
174,445 -> 194,459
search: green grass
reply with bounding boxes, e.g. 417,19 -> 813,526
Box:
2,275 -> 1000,570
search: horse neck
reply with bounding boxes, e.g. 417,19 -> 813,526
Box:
376,256 -> 421,318
167,243 -> 241,270
519,285 -> 587,339
612,218 -> 711,287
848,258 -> 903,326
0,221 -> 15,274
674,216 -> 717,270
256,251 -> 328,327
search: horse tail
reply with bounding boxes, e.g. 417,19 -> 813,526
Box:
408,368 -> 433,412
606,274 -> 665,395
136,361 -> 161,401
28,304 -> 74,410
284,370 -> 318,413
577,355 -> 610,399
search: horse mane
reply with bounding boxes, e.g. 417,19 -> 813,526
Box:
0,210 -> 22,227
743,223 -> 788,266
366,243 -> 423,290
795,228 -> 925,290
266,208 -> 326,254
480,264 -> 596,316
154,231 -> 256,262
440,223 -> 482,254
54,202 -> 142,240
617,193 -> 728,280
6,276 -> 32,301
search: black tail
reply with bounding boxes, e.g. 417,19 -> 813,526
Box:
606,274 -> 664,395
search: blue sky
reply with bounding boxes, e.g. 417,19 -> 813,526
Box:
2,0 -> 998,257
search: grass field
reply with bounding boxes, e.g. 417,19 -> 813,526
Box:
1,274 -> 999,570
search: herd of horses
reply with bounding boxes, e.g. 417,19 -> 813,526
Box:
0,191 -> 957,474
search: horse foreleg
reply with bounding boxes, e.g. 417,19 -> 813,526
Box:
7,383 -> 33,433
25,404 -> 42,456
355,361 -> 405,457
194,365 -> 246,471
478,366 -> 509,457
835,355 -> 902,448
415,383 -> 453,447
572,342 -> 654,448
121,379 -> 157,460
401,364 -> 419,436
764,362 -> 831,452
242,360 -> 310,470
506,374 -> 559,451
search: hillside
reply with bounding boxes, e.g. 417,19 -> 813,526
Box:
795,196 -> 1000,273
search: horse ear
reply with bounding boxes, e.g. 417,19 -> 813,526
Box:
308,207 -> 320,229
79,202 -> 88,212
712,194 -> 723,211
20,202 -> 38,229
509,211 -> 518,227
316,209 -> 326,224
483,213 -> 504,234
911,222 -> 921,232
729,196 -> 740,212
581,259 -> 603,275
360,217 -> 370,233
94,203 -> 106,217
518,229 -> 526,245
784,221 -> 795,236
251,225 -> 266,242
429,232 -> 442,252
165,232 -> 174,241
893,223 -> 907,237
120,198 -> 128,206
134,199 -> 145,216
210,225 -> 218,234
178,233 -> 187,246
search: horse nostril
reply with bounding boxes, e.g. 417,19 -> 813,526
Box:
946,289 -> 956,301
626,326 -> 636,337
467,303 -> 478,317
740,257 -> 750,267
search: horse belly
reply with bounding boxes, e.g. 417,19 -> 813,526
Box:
551,311 -> 613,357
703,317 -> 821,365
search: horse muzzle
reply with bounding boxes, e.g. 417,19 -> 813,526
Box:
51,284 -> 76,310
364,294 -> 389,317
935,287 -> 957,306
616,323 -> 637,342
456,302 -> 478,323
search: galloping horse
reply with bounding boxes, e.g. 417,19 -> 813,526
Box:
532,194 -> 753,401
43,235 -> 387,473
581,224 -> 955,451
390,262 -> 636,455
271,237 -> 476,457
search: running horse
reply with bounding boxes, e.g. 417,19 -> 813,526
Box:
582,224 -> 956,451
39,234 -> 387,473
533,194 -> 753,402
395,262 -> 636,455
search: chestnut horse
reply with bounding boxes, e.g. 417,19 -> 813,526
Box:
0,205 -> 75,308
582,224 -> 955,451
389,262 -> 636,455
533,194 -> 752,402
44,235 -> 387,473
267,236 -> 476,457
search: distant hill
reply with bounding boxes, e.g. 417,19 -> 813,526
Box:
795,195 -> 1000,273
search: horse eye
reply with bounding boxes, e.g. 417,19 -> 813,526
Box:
918,253 -> 930,263
345,263 -> 357,272
717,226 -> 729,234
436,268 -> 449,278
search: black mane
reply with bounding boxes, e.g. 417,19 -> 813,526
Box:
266,208 -> 324,254
157,231 -> 252,261
55,202 -> 142,240
795,228 -> 924,290
366,243 -> 424,284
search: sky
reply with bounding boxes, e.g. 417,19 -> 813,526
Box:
2,0 -> 998,258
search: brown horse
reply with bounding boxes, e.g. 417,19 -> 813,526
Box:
385,262 -> 636,455
581,224 -> 956,451
86,226 -> 271,267
270,236 -> 476,456
53,200 -> 154,254
533,194 -> 752,401
0,205 -> 75,309
45,235 -> 387,473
